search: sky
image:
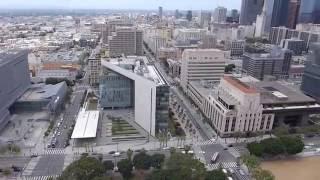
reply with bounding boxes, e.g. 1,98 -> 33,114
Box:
0,0 -> 242,10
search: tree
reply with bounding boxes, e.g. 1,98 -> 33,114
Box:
103,160 -> 114,171
253,168 -> 275,180
58,157 -> 105,180
280,136 -> 304,155
45,77 -> 74,86
272,125 -> 290,137
133,151 -> 152,170
224,64 -> 236,73
205,169 -> 227,180
262,138 -> 285,155
165,153 -> 206,180
150,154 -> 165,169
117,159 -> 133,180
241,155 -> 260,171
127,148 -> 133,161
247,142 -> 264,157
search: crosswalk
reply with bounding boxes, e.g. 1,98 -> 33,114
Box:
22,175 -> 60,180
228,147 -> 241,158
195,139 -> 217,146
206,161 -> 238,170
44,148 -> 65,155
30,149 -> 65,156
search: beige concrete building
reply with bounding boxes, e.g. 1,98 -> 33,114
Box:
202,76 -> 274,137
108,27 -> 143,57
180,49 -> 227,92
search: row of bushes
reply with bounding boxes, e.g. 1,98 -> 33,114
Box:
247,136 -> 304,157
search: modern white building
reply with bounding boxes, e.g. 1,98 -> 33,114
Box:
180,49 -> 227,93
99,56 -> 169,136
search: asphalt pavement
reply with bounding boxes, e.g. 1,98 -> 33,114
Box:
0,156 -> 31,169
31,155 -> 65,176
52,88 -> 85,149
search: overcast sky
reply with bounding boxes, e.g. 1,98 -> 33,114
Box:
0,0 -> 242,10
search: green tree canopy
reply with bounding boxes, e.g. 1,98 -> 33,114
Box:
103,160 -> 114,171
253,168 -> 275,180
133,151 -> 152,170
58,157 -> 105,180
241,155 -> 260,171
117,159 -> 133,180
150,154 -> 165,169
205,169 -> 227,180
280,136 -> 304,155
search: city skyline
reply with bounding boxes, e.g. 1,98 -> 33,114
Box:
0,0 -> 242,10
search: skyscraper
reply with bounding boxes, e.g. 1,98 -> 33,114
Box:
301,43 -> 320,101
158,6 -> 163,20
186,10 -> 192,21
175,9 -> 180,19
213,7 -> 227,23
240,0 -> 264,25
199,11 -> 211,28
108,27 -> 143,57
299,0 -> 320,24
287,0 -> 301,28
270,0 -> 290,27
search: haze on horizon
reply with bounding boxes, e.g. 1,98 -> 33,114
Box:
0,0 -> 241,10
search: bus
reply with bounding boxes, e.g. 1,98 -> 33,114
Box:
211,152 -> 219,163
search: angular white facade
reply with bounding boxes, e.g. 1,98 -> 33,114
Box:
100,57 -> 169,136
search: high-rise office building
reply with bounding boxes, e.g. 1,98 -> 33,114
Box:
299,0 -> 320,24
175,9 -> 180,19
301,43 -> 320,101
180,49 -> 226,92
230,9 -> 240,23
158,6 -> 163,20
240,0 -> 264,25
287,0 -> 301,28
0,50 -> 30,131
186,10 -> 192,21
213,7 -> 227,23
108,27 -> 143,57
242,47 -> 292,80
199,11 -> 211,28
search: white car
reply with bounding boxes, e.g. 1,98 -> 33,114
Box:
239,169 -> 246,176
113,152 -> 121,157
162,147 -> 170,150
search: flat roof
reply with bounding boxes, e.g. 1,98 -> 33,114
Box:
250,81 -> 316,105
71,109 -> 99,139
107,56 -> 166,86
223,76 -> 258,94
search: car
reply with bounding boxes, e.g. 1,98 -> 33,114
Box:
58,132 -> 61,136
11,166 -> 22,172
108,151 -> 116,155
222,169 -> 227,174
113,152 -> 121,157
228,168 -> 235,174
31,154 -> 38,158
223,147 -> 228,150
162,147 -> 170,150
227,144 -> 233,147
239,169 -> 246,176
